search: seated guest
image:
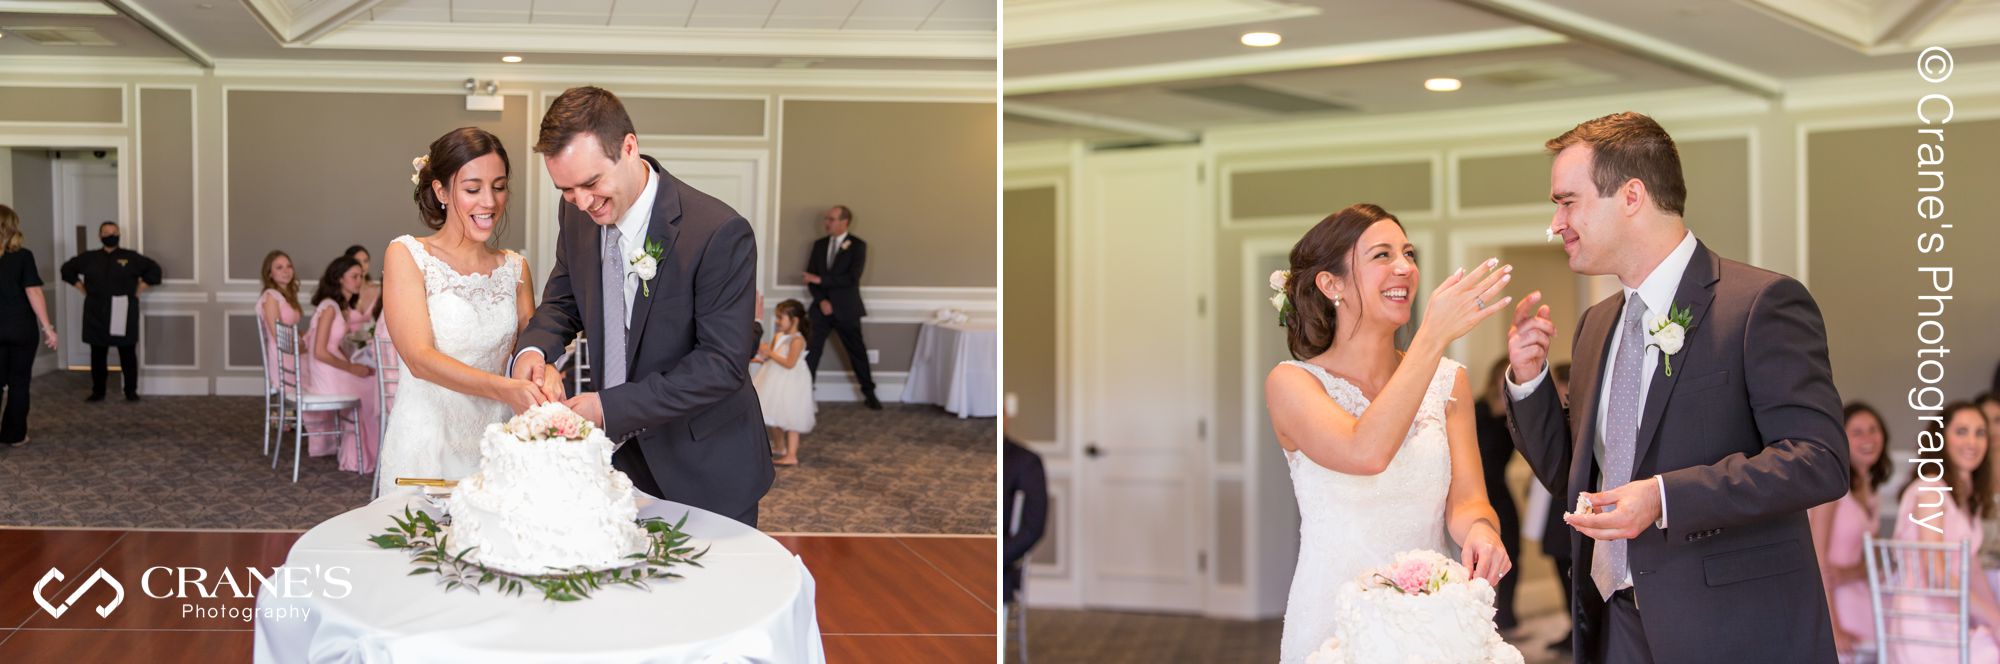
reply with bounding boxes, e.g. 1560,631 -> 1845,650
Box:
344,244 -> 382,317
1003,436 -> 1048,603
257,251 -> 303,381
1809,402 -> 1891,657
303,256 -> 380,473
1890,401 -> 2000,662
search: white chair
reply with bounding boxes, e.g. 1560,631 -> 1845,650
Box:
370,323 -> 400,499
554,337 -> 590,396
272,323 -> 363,483
1864,533 -> 1974,664
254,311 -> 283,458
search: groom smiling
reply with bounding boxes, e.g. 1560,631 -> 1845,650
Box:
1506,112 -> 1847,663
511,87 -> 773,526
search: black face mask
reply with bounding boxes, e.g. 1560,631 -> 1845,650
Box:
101,234 -> 120,248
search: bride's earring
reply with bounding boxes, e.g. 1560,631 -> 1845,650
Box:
1333,293 -> 1343,307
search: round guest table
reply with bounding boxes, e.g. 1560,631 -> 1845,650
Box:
253,491 -> 824,663
901,321 -> 998,418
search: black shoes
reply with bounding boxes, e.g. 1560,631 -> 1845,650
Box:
126,393 -> 141,402
85,393 -> 105,402
864,394 -> 883,410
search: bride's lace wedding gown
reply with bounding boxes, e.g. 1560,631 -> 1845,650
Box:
374,235 -> 524,497
1277,358 -> 1461,664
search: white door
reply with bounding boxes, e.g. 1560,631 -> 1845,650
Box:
1076,146 -> 1210,612
52,155 -> 120,369
656,153 -> 765,283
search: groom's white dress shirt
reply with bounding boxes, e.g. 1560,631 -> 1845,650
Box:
513,165 -> 660,371
1507,230 -> 1697,592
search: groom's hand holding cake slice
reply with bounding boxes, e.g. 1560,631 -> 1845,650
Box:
1503,112 -> 1847,663
509,87 -> 774,527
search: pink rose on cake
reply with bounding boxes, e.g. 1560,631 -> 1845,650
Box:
1372,549 -> 1469,596
505,402 -> 596,442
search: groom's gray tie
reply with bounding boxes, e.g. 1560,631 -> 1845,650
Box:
1592,294 -> 1650,601
601,225 -> 627,391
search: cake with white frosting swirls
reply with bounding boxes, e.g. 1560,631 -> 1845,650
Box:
1306,549 -> 1523,664
447,403 -> 650,575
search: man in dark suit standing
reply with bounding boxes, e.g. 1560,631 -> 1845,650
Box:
803,205 -> 880,410
60,221 -> 161,402
511,86 -> 772,526
1506,112 -> 1847,663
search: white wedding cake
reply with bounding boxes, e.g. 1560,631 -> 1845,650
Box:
1307,550 -> 1523,664
448,403 -> 650,575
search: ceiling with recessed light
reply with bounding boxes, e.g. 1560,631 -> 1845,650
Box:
0,0 -> 994,71
1003,0 -> 2000,143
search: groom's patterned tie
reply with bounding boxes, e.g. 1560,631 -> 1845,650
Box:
1592,294 -> 1649,601
602,225 -> 627,391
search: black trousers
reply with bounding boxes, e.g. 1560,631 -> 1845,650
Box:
804,309 -> 875,397
613,438 -> 759,528
89,343 -> 137,397
0,342 -> 34,443
1597,588 -> 1655,664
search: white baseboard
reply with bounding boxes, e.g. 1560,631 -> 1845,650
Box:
215,376 -> 269,396
138,376 -> 209,395
1022,576 -> 1083,609
813,380 -> 906,403
1206,584 -> 1266,620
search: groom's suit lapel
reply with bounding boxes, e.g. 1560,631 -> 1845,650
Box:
623,155 -> 681,369
1632,243 -> 1720,473
1571,295 -> 1619,491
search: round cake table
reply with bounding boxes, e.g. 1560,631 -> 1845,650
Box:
253,491 -> 824,663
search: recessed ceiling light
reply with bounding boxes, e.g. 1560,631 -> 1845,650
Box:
1241,32 -> 1281,47
1424,77 -> 1462,92
501,55 -> 523,63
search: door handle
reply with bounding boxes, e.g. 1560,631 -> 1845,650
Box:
1085,444 -> 1102,458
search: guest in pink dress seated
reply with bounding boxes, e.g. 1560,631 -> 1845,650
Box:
1891,401 -> 2000,663
257,250 -> 304,383
1810,402 -> 1892,658
303,256 -> 379,473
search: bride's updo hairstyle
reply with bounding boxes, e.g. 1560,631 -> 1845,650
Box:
413,127 -> 511,230
1284,203 -> 1402,360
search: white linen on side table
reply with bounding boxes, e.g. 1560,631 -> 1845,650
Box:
901,321 -> 997,418
253,492 -> 825,664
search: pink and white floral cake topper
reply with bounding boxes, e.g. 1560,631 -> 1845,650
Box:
1368,549 -> 1470,596
504,403 -> 595,442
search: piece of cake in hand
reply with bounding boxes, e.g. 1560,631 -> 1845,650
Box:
448,403 -> 651,575
1307,549 -> 1523,664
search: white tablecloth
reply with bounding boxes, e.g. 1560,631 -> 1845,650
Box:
901,321 -> 997,418
253,492 -> 824,663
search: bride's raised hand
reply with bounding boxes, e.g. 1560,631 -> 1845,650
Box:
497,376 -> 552,414
1418,258 -> 1513,347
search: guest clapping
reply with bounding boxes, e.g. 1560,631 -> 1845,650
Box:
1809,402 -> 1891,657
304,257 -> 380,474
0,205 -> 57,448
1890,402 -> 2000,662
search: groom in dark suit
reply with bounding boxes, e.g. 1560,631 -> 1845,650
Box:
803,205 -> 881,409
1505,112 -> 1847,663
511,86 -> 772,526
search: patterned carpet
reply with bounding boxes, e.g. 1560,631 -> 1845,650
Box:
0,372 -> 996,534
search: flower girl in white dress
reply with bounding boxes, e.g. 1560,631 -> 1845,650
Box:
754,299 -> 816,466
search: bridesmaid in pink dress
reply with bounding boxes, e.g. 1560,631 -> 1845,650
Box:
257,250 -> 303,391
1890,402 -> 2000,663
302,256 -> 379,473
1809,403 -> 1892,658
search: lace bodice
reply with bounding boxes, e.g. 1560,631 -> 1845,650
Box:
1278,357 -> 1462,664
374,235 -> 523,495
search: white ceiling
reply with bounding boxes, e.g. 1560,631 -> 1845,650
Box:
0,0 -> 994,71
1004,0 -> 2000,143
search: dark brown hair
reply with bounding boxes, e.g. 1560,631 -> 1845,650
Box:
1282,203 -> 1402,360
1904,401 -> 1995,519
774,299 -> 811,341
1545,112 -> 1687,217
414,127 -> 511,230
1843,402 -> 1892,491
311,256 -> 363,312
535,86 -> 636,161
831,205 -> 853,224
259,250 -> 301,315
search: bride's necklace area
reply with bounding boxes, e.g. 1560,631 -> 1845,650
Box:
1309,350 -> 1404,401
422,231 -> 500,276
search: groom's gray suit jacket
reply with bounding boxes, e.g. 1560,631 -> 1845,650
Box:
517,154 -> 773,524
1508,242 -> 1847,663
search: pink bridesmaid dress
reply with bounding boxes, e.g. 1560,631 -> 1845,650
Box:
1890,482 -> 2000,663
301,299 -> 380,473
1826,493 -> 1876,651
257,289 -> 301,386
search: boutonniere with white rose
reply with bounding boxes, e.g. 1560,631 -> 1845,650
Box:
840,239 -> 853,252
1646,304 -> 1694,377
628,238 -> 664,297
1268,269 -> 1293,326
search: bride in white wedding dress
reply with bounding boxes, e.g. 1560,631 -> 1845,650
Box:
1264,204 -> 1518,664
375,128 -> 563,497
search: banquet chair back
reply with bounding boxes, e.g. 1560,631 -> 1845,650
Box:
272,323 -> 363,483
553,337 -> 590,396
1864,533 -> 1972,664
371,323 -> 400,499
255,309 -> 282,458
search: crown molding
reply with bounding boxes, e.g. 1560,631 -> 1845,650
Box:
299,21 -> 996,61
205,58 -> 995,92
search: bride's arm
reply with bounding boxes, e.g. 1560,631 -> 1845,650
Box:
1441,367 -> 1511,582
382,241 -> 546,413
1263,336 -> 1446,476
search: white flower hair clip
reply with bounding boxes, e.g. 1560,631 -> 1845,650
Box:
411,155 -> 430,185
1268,269 -> 1293,326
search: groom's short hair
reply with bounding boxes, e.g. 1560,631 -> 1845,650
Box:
536,86 -> 637,162
1545,112 -> 1686,217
